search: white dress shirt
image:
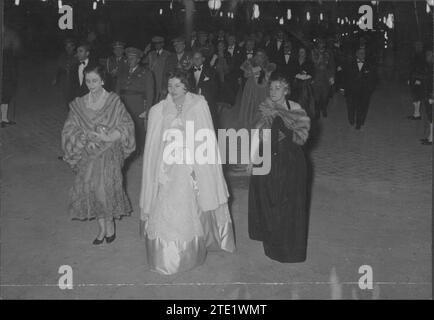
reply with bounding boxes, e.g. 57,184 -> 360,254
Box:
78,58 -> 89,86
357,60 -> 364,71
284,53 -> 291,64
227,46 -> 235,56
277,40 -> 282,51
194,65 -> 203,85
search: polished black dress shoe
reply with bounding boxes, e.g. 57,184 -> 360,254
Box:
92,236 -> 105,245
407,115 -> 422,120
105,233 -> 116,244
421,140 -> 432,145
1,121 -> 16,128
420,138 -> 429,143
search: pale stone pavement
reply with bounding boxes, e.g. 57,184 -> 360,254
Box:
0,56 -> 431,299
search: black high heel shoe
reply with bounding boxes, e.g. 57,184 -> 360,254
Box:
92,236 -> 105,245
105,233 -> 116,244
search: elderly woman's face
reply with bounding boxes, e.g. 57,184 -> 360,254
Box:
269,81 -> 288,103
168,77 -> 187,99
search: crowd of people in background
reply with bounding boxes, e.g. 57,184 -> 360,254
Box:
52,27 -> 433,145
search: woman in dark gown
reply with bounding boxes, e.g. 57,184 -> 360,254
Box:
248,75 -> 310,262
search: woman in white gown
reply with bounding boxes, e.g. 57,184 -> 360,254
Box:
139,70 -> 235,275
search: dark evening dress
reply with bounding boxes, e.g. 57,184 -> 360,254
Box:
248,98 -> 310,263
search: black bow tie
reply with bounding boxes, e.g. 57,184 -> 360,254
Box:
357,60 -> 364,64
247,51 -> 253,55
194,66 -> 202,72
80,61 -> 86,65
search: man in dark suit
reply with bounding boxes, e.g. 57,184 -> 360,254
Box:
267,29 -> 286,64
276,41 -> 297,83
189,50 -> 218,127
68,42 -> 97,102
343,47 -> 377,130
238,37 -> 256,65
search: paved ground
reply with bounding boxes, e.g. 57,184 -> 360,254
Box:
0,56 -> 431,299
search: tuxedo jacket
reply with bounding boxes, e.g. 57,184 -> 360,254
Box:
276,52 -> 298,81
68,58 -> 98,102
343,59 -> 376,97
189,65 -> 218,109
266,40 -> 285,63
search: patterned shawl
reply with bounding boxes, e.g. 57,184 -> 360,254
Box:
61,92 -> 136,168
252,97 -> 310,145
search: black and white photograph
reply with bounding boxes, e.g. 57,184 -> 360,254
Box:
0,0 -> 432,303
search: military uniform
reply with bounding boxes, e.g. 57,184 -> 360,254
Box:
143,36 -> 171,103
116,47 -> 155,155
105,41 -> 128,91
106,55 -> 128,90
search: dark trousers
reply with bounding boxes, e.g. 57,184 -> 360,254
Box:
314,95 -> 329,119
121,94 -> 145,155
345,92 -> 371,126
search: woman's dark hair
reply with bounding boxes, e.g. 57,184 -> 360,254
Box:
83,64 -> 107,83
167,69 -> 193,92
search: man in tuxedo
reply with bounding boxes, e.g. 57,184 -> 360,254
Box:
226,33 -> 241,62
239,37 -> 256,63
343,48 -> 377,130
189,50 -> 218,127
267,29 -> 286,64
276,41 -> 297,82
68,42 -> 96,102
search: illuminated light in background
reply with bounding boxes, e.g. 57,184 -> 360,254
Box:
383,16 -> 387,24
208,0 -> 222,10
386,13 -> 394,29
306,11 -> 311,21
340,19 -> 344,25
253,4 -> 260,19
337,17 -> 340,23
15,0 -> 20,5
170,1 -> 173,10
159,8 -> 163,15
279,17 -> 284,25
58,0 -> 63,9
320,13 -> 323,21
427,3 -> 431,13
287,9 -> 292,20
220,11 -> 223,17
93,1 -> 97,10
